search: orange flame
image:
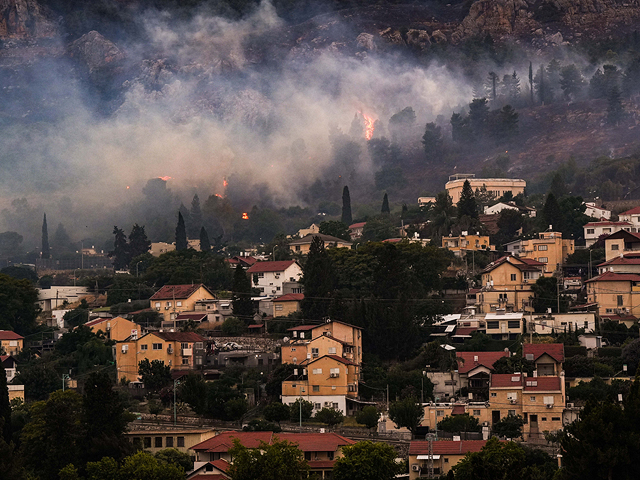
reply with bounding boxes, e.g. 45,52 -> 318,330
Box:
223,177 -> 228,188
242,212 -> 249,220
360,112 -> 375,140
158,176 -> 172,181
215,193 -> 223,198
126,186 -> 130,189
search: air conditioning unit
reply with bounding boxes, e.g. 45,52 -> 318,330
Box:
330,373 -> 339,378
412,465 -> 420,472
121,346 -> 128,354
567,403 -> 574,408
167,346 -> 174,354
165,306 -> 170,310
546,404 -> 553,408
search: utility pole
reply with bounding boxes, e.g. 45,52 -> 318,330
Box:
387,384 -> 389,411
174,379 -> 180,426
557,274 -> 561,314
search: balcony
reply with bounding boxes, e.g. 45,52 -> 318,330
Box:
182,348 -> 193,357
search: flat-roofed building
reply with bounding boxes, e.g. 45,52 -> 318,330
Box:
445,174 -> 526,204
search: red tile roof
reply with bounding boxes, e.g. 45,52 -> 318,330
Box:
490,373 -> 524,388
0,331 -> 23,340
456,351 -> 509,374
518,258 -> 545,266
585,271 -> 640,283
278,433 -> 355,451
274,293 -> 304,302
175,313 -> 208,321
409,440 -> 488,455
188,475 -> 227,480
598,256 -> 640,267
247,261 -> 298,273
152,331 -> 206,342
247,324 -> 264,329
349,222 -> 366,229
523,376 -> 562,391
451,405 -> 466,415
192,431 -> 274,452
584,221 -> 631,227
287,324 -> 318,331
151,284 -> 209,300
523,343 -> 565,363
307,354 -> 357,366
85,318 -> 108,327
191,431 -> 354,453
210,459 -> 230,473
308,460 -> 337,469
453,327 -> 477,337
620,206 -> 640,215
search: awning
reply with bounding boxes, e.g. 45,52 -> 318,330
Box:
416,455 -> 441,460
444,325 -> 456,333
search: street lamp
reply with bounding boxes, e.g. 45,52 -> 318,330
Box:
422,370 -> 426,405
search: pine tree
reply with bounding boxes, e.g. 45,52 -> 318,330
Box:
41,213 -> 50,259
129,224 -> 151,260
486,71 -> 499,101
341,186 -> 352,226
422,122 -> 443,160
301,237 -> 335,320
542,193 -> 563,231
200,226 -> 211,252
529,61 -> 534,104
381,193 -> 390,214
468,98 -> 489,139
109,226 -> 129,270
457,180 -> 478,219
232,264 -> 253,319
175,212 -> 188,251
189,194 -> 203,238
498,105 -> 519,140
560,64 -> 585,100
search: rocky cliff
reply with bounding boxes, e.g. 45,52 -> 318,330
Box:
0,0 -> 56,38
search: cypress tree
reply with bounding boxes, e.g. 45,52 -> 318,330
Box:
232,263 -> 254,319
189,194 -> 203,238
200,226 -> 211,252
109,226 -> 129,270
128,224 -> 151,260
302,236 -> 335,320
457,180 -> 478,219
341,186 -> 352,225
381,193 -> 390,214
542,193 -> 563,231
529,61 -> 534,104
41,213 -> 50,259
0,361 -> 12,444
175,212 -> 188,251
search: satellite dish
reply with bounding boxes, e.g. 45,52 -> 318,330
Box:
283,337 -> 290,343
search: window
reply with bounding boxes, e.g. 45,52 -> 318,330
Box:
165,437 -> 174,448
182,358 -> 189,365
508,320 -> 521,329
543,396 -> 554,405
436,410 -> 444,417
305,452 -> 312,461
155,437 -> 163,448
538,257 -> 548,263
333,403 -> 339,409
312,348 -> 319,358
584,321 -> 589,329
530,396 -> 536,402
328,347 -> 337,354
177,437 -> 185,447
313,385 -> 320,392
315,403 -> 321,410
537,245 -> 548,251
612,244 -> 619,250
257,272 -> 264,278
295,245 -> 301,251
508,410 -> 516,416
444,458 -> 449,463
166,301 -> 171,307
313,368 -> 323,375
473,409 -> 481,416
300,332 -> 305,339
176,301 -> 182,307
603,228 -> 611,233
617,295 -> 624,306
510,274 -> 516,281
133,437 -> 142,449
258,358 -> 263,366
155,302 -> 161,308
291,348 -> 296,352
487,321 -> 499,329
195,357 -> 203,365
144,437 -> 151,448
195,342 -> 203,350
153,343 -> 162,350
140,344 -> 148,350
586,228 -> 595,234
541,417 -> 547,421
328,451 -> 334,461
552,417 -> 561,421
275,305 -> 283,311
491,392 -> 497,397
181,342 -> 188,349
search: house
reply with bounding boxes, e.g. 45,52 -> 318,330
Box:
584,221 -> 632,247
515,231 -> 575,272
529,312 -> 596,335
190,431 -> 356,480
584,202 -> 611,220
453,350 -> 510,401
8,385 -> 24,402
348,222 -> 366,240
445,173 -> 526,204
127,428 -> 216,455
85,316 -> 141,342
408,440 -> 489,479
483,202 -> 536,217
227,256 -> 258,269
603,230 -> 640,261
193,299 -> 233,325
522,343 -> 564,376
618,206 -> 640,230
187,459 -> 230,479
37,286 -> 89,311
115,331 -> 207,383
442,232 -> 494,257
578,333 -> 604,350
418,196 -> 436,207
485,312 -> 524,340
164,312 -> 209,330
285,320 -> 363,366
0,331 -> 23,356
489,373 -> 565,441
247,261 -> 303,299
598,252 -> 640,274
420,402 -> 492,432
272,293 -> 304,317
149,242 -> 176,256
1,355 -> 17,382
288,233 -> 352,255
293,223 -> 321,238
585,271 -> 640,318
477,256 -> 546,313
150,284 -> 216,323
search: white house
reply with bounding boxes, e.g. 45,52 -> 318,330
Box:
483,202 -> 536,217
247,260 -> 303,299
584,203 -> 611,220
618,206 -> 640,231
583,221 -> 632,247
37,286 -> 89,311
418,196 -> 436,207
529,312 -> 596,335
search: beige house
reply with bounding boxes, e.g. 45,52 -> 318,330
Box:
86,316 -> 141,342
288,233 -> 352,255
516,231 -> 574,272
586,271 -> 640,317
127,428 -> 215,455
445,173 -> 526,204
409,440 -> 489,478
584,221 -> 631,247
149,242 -> 176,256
618,206 -> 640,230
0,331 -> 23,356
285,320 -> 363,366
150,284 -> 216,323
604,230 -> 640,261
272,293 -> 304,317
442,233 -> 494,257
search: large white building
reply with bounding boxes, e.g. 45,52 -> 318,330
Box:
618,206 -> 640,230
445,174 -> 526,204
247,260 -> 303,299
583,221 -> 632,247
584,202 -> 611,220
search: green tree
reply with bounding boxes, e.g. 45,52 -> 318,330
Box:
42,213 -> 50,259
232,264 -> 253,319
301,236 -> 334,320
495,105 -> 519,142
0,231 -> 23,259
341,186 -> 352,226
128,224 -> 151,261
222,316 -> 246,336
607,85 -> 625,125
109,226 -> 129,270
119,451 -> 185,480
333,441 -> 401,480
0,361 -> 10,444
227,438 -> 309,480
560,64 -> 585,100
468,98 -> 489,139
388,396 -> 423,437
263,402 -> 290,425
1,266 -> 38,283
175,212 -> 187,251
189,194 -> 203,239
289,399 -> 313,423
199,226 -> 210,252
542,192 -> 563,231
319,221 -> 350,241
314,407 -> 344,427
63,299 -> 90,328
381,193 -> 390,214
453,437 -> 528,480
492,414 -> 525,439
355,406 -> 380,431
138,359 -> 172,392
155,448 -> 193,472
12,362 -> 59,401
0,273 -> 40,334
457,180 -> 478,219
437,413 -> 481,433
422,122 -> 443,160
532,276 -> 568,313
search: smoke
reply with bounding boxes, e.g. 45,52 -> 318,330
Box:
0,1 -> 508,247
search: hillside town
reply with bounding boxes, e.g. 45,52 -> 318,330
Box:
2,171 -> 640,480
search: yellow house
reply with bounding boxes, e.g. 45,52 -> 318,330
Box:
0,331 -> 23,356
604,230 -> 640,261
442,233 -> 494,257
115,331 -> 207,383
150,284 -> 216,323
517,232 -> 574,272
288,233 -> 352,255
86,316 -> 141,342
445,173 -> 526,204
282,332 -> 356,365
478,256 -> 546,313
409,440 -> 489,478
272,293 -> 304,317
421,403 -> 492,431
126,428 -> 216,454
286,320 -> 363,366
585,271 -> 640,318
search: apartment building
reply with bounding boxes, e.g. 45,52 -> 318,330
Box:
604,230 -> 640,261
85,316 -> 141,342
441,232 -> 494,257
445,174 -> 526,204
515,231 -> 574,272
247,260 -> 303,299
409,440 -> 489,479
584,221 -> 631,247
150,284 -> 216,323
585,271 -> 640,317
